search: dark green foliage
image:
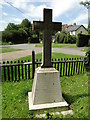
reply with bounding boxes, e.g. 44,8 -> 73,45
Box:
2,18 -> 34,44
67,33 -> 72,43
80,1 -> 90,7
85,49 -> 90,66
5,23 -> 18,31
55,32 -> 60,43
2,29 -> 28,44
88,23 -> 90,34
21,18 -> 32,29
76,33 -> 90,47
30,38 -> 40,43
30,31 -> 40,43
2,31 -> 12,43
59,30 -> 67,43
55,31 -> 76,44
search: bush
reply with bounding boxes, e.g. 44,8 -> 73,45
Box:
76,33 -> 90,47
55,33 -> 60,43
2,29 -> 28,44
28,37 -> 31,43
30,38 -> 40,43
2,31 -> 13,43
30,31 -> 40,43
71,35 -> 76,44
55,31 -> 76,44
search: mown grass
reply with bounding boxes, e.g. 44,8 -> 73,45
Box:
14,52 -> 84,62
81,47 -> 90,53
2,73 -> 89,119
35,43 -> 77,48
0,48 -> 22,53
0,42 -> 13,45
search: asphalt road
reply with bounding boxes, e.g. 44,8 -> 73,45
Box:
0,44 -> 86,61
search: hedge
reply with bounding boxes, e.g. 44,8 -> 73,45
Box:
76,33 -> 90,47
30,37 -> 40,43
2,30 -> 28,44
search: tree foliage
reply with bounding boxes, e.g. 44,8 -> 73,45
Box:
80,1 -> 90,7
55,31 -> 76,44
5,23 -> 18,31
21,18 -> 32,29
2,18 -> 40,44
76,33 -> 90,47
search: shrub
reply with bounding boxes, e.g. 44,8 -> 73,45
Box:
30,31 -> 40,43
76,33 -> 90,47
71,35 -> 76,44
55,33 -> 60,43
30,38 -> 40,43
67,33 -> 71,43
2,31 -> 13,43
55,31 -> 76,44
28,37 -> 31,43
2,29 -> 28,44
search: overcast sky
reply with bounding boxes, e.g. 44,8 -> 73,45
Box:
0,0 -> 88,31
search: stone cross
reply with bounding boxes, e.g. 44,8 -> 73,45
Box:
33,8 -> 62,68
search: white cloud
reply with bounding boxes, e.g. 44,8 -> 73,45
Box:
2,0 -> 83,20
50,0 -> 83,19
11,18 -> 22,23
73,12 -> 88,24
83,23 -> 88,28
25,4 -> 47,20
3,12 -> 8,16
1,0 -> 88,30
0,20 -> 7,24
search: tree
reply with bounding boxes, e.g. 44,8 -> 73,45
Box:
59,30 -> 67,43
80,1 -> 90,34
67,33 -> 71,43
21,18 -> 32,37
2,30 -> 13,42
80,1 -> 90,7
21,18 -> 31,29
5,23 -> 18,31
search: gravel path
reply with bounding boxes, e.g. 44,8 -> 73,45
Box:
0,44 -> 86,62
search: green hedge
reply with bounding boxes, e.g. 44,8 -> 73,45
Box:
2,29 -> 28,44
30,37 -> 40,43
76,33 -> 90,47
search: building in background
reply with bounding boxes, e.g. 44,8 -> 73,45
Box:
62,23 -> 88,36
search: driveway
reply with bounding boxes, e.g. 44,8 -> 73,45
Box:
0,44 -> 86,61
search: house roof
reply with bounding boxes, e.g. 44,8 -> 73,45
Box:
65,25 -> 87,32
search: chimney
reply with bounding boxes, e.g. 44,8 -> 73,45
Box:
73,23 -> 76,26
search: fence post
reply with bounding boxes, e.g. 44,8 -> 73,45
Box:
32,51 -> 35,79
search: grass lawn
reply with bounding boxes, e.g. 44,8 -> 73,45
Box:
81,47 -> 90,52
14,52 -> 84,63
0,48 -> 22,53
0,42 -> 13,45
2,73 -> 89,119
35,43 -> 77,48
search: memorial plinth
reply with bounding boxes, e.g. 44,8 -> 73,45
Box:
28,67 -> 69,112
28,8 -> 69,114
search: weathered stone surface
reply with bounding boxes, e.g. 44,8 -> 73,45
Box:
28,92 -> 68,112
33,8 -> 62,68
28,8 -> 69,113
32,67 -> 62,105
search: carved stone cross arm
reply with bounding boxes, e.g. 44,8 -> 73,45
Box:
33,21 -> 44,31
51,22 -> 62,31
32,8 -> 62,68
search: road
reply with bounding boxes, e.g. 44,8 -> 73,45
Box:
0,44 -> 86,61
